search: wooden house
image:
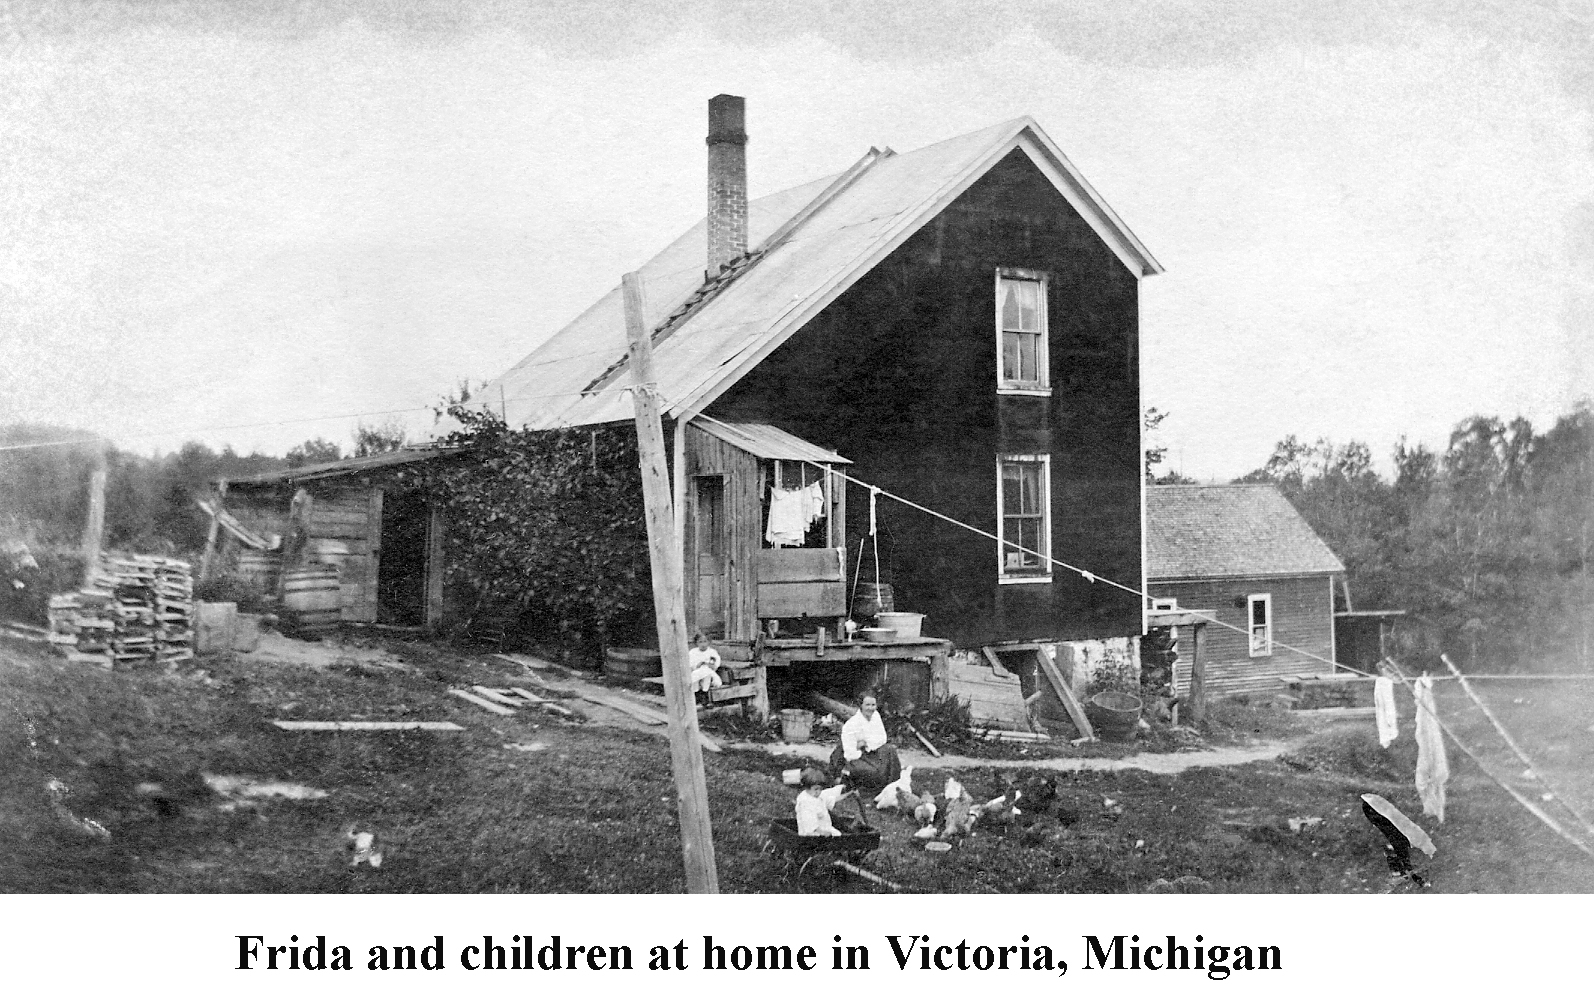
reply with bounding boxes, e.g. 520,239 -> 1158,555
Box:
1146,484 -> 1345,698
456,95 -> 1164,718
206,448 -> 454,629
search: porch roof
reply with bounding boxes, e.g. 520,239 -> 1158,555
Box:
694,418 -> 850,465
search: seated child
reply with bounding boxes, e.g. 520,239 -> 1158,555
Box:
794,767 -> 842,836
688,632 -> 723,694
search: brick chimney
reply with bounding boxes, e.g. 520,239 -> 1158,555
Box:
706,94 -> 748,275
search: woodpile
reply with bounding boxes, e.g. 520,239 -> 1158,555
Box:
48,555 -> 194,669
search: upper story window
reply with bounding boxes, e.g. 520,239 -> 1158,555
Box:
1248,593 -> 1273,657
997,454 -> 1051,584
996,269 -> 1049,394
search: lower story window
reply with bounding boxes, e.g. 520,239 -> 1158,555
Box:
1248,593 -> 1273,656
998,455 -> 1051,583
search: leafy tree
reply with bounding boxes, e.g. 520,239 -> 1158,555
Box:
352,419 -> 408,457
285,438 -> 342,468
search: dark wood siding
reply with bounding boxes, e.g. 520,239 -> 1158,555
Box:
710,148 -> 1142,647
1152,574 -> 1336,697
683,423 -> 761,640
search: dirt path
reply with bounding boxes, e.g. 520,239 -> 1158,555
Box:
899,741 -> 1294,774
724,736 -> 1302,774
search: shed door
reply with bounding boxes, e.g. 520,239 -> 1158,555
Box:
694,476 -> 729,637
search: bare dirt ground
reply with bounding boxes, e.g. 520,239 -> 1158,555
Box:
5,629 -> 1592,893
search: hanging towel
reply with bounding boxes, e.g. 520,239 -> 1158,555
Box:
1374,676 -> 1398,748
765,487 -> 808,546
1413,676 -> 1449,821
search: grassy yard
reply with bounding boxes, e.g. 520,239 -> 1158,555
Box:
3,633 -> 1592,893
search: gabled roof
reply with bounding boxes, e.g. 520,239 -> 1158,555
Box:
463,116 -> 1162,434
1147,485 -> 1345,580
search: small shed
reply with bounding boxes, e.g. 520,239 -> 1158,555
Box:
1146,484 -> 1345,697
205,448 -> 455,628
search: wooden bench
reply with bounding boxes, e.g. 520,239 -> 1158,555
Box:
642,659 -> 759,707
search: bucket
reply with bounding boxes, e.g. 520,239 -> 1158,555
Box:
779,708 -> 815,743
281,567 -> 342,639
853,582 -> 894,620
875,611 -> 924,640
604,647 -> 662,679
1086,690 -> 1143,743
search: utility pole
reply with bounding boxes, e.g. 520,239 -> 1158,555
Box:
622,270 -> 719,893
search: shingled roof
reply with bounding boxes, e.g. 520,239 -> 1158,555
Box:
1147,484 -> 1344,580
453,116 -> 1161,435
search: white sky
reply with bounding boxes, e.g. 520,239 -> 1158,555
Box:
3,1 -> 1590,479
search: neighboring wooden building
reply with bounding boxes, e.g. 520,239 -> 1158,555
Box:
1147,484 -> 1344,698
210,449 -> 453,628
465,96 -> 1162,674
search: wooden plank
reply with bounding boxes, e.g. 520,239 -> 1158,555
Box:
707,683 -> 758,702
493,652 -> 570,673
273,721 -> 464,732
982,645 -> 1019,679
906,719 -> 941,757
755,548 -> 843,583
361,487 -> 383,623
472,685 -> 529,707
506,688 -> 581,719
581,691 -> 669,725
425,503 -> 446,627
448,688 -> 516,716
1034,645 -> 1095,741
756,580 -> 846,619
1188,623 -> 1207,724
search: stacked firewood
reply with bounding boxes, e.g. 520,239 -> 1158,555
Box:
47,555 -> 194,669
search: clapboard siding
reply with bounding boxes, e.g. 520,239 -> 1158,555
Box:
1153,573 -> 1335,697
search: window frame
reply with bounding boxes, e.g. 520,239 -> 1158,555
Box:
995,268 -> 1051,395
1247,592 -> 1273,657
996,453 -> 1052,585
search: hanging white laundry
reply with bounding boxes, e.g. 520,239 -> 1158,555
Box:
765,487 -> 809,547
1413,676 -> 1449,821
1375,676 -> 1398,748
805,481 -> 826,528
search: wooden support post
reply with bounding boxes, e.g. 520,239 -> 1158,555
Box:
623,270 -> 719,894
1034,645 -> 1094,741
79,447 -> 107,585
929,649 -> 950,702
278,488 -> 314,600
1188,622 -> 1207,725
752,662 -> 769,720
198,479 -> 227,584
424,503 -> 445,628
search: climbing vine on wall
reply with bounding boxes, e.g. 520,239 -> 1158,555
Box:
394,407 -> 652,649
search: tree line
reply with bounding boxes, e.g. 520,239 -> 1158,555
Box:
1221,403 -> 1592,672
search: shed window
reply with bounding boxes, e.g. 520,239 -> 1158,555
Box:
997,270 -> 1048,393
997,455 -> 1050,583
1248,593 -> 1273,657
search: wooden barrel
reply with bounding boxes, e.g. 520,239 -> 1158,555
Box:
281,567 -> 342,639
852,582 -> 894,620
604,647 -> 662,679
235,550 -> 281,592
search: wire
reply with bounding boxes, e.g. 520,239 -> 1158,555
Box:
0,384 -> 640,453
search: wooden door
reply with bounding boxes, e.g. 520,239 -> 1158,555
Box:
694,476 -> 729,637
